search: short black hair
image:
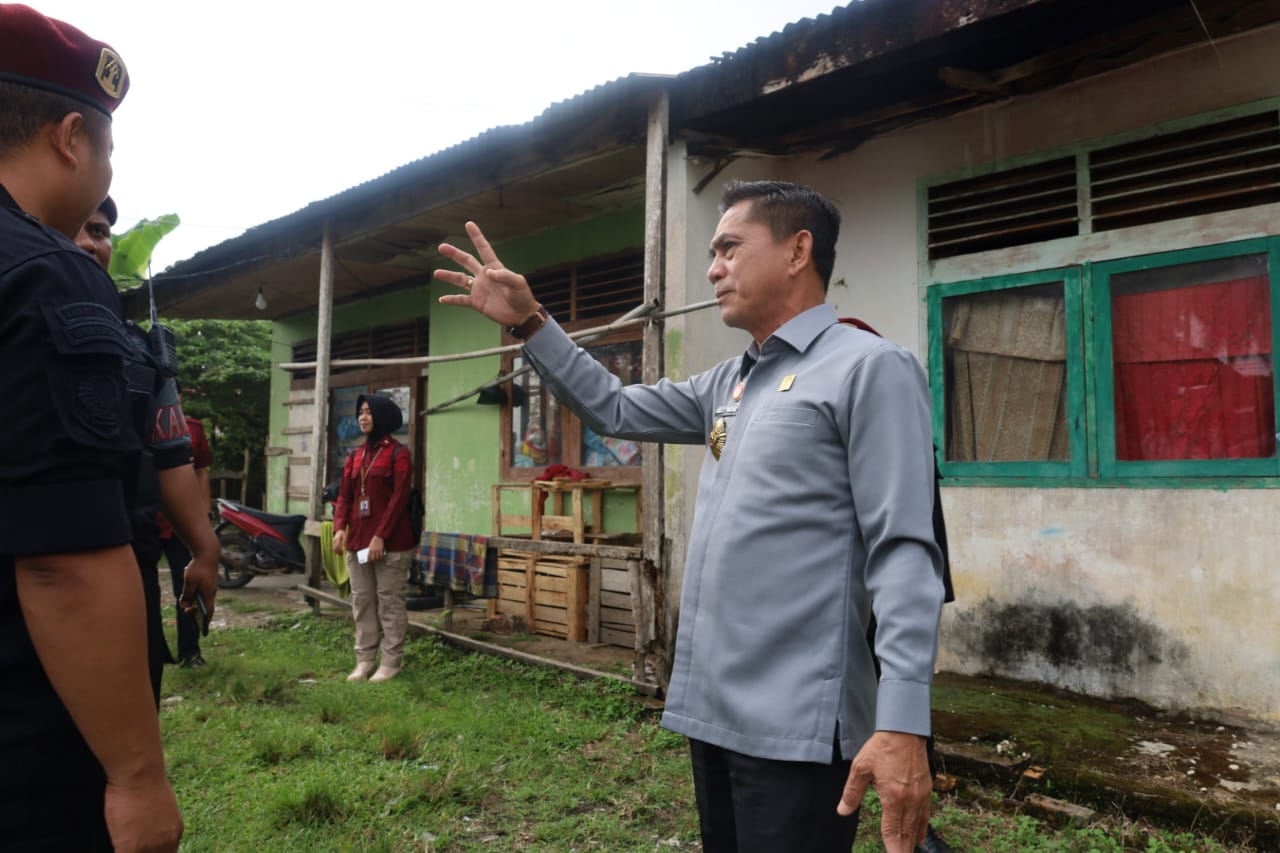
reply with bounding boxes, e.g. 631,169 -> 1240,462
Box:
0,79 -> 109,158
719,180 -> 841,292
99,195 -> 117,225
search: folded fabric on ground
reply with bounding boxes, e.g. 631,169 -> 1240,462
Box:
418,531 -> 497,598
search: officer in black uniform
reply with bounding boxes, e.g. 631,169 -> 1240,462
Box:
0,6 -> 186,850
75,194 -> 224,701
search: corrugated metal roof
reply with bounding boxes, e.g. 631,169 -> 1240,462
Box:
198,71 -> 668,253
153,3 -> 858,282
145,0 -> 1275,320
141,70 -> 666,319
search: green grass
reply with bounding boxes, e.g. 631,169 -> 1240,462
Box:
932,673 -> 1137,766
160,608 -> 1265,852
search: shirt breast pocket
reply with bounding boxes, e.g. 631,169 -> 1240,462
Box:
744,405 -> 821,459
752,405 -> 819,426
370,455 -> 398,486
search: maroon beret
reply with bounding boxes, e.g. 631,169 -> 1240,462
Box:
0,4 -> 129,115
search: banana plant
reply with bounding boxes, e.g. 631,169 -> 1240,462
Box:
108,213 -> 180,287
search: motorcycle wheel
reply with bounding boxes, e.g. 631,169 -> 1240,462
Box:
217,531 -> 256,589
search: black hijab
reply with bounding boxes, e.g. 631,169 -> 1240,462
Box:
357,393 -> 403,445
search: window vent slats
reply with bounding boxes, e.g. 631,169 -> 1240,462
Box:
927,111 -> 1280,259
528,252 -> 643,323
927,158 -> 1078,259
1089,112 -> 1280,232
291,318 -> 429,380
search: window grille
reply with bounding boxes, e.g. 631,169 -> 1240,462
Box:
530,253 -> 644,322
291,318 -> 429,379
927,158 -> 1079,259
1090,112 -> 1280,232
927,110 -> 1280,259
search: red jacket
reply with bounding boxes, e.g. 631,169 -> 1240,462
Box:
333,436 -> 415,552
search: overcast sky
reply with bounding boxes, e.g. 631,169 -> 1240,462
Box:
35,0 -> 848,270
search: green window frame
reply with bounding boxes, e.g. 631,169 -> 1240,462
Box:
929,268 -> 1086,480
930,238 -> 1280,485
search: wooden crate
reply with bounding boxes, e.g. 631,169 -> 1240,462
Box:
494,551 -> 589,641
589,557 -> 636,649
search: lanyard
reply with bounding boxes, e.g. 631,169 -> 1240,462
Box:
358,445 -> 384,496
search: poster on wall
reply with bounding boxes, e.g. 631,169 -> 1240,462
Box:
329,386 -> 368,483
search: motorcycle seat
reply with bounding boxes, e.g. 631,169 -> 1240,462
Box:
221,500 -> 307,532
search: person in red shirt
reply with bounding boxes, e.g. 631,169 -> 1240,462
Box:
159,413 -> 213,667
331,394 -> 415,682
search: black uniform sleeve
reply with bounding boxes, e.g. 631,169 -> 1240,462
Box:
143,362 -> 192,472
0,248 -> 138,556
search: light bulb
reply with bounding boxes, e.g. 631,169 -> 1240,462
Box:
254,287 -> 268,311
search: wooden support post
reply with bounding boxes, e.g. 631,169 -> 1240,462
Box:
531,483 -> 544,541
588,556 -> 602,644
566,559 -> 587,642
590,489 -> 604,539
640,90 -> 670,689
490,483 -> 502,537
571,487 -> 584,544
524,554 -> 537,629
304,219 -> 335,612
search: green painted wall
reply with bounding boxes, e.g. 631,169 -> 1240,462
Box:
424,277 -> 502,532
425,207 -> 645,534
266,206 -> 645,530
267,285 -> 434,514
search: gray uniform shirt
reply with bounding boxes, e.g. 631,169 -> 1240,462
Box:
523,302 -> 944,763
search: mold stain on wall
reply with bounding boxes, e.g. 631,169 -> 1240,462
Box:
950,597 -> 1192,690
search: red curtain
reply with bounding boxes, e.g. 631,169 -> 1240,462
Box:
1113,275 -> 1275,460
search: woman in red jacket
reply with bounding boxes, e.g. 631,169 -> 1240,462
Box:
331,394 -> 416,682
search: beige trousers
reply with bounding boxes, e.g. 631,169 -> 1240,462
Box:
346,549 -> 410,668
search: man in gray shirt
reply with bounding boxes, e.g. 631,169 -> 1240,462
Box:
436,181 -> 945,852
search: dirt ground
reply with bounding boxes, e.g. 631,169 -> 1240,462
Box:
175,571 -> 636,674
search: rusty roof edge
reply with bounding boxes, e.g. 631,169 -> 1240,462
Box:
155,72 -> 670,283
671,0 -> 1050,114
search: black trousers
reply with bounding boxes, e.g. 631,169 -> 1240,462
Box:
0,778 -> 112,852
161,535 -> 201,660
689,738 -> 859,853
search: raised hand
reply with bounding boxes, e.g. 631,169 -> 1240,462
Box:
435,221 -> 541,327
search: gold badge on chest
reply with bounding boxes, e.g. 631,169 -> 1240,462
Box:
708,418 -> 727,460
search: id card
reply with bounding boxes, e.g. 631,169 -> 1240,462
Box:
358,497 -> 371,518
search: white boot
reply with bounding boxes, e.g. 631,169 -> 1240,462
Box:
369,664 -> 401,683
346,661 -> 376,682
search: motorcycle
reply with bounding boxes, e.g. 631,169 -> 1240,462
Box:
215,497 -> 307,589
216,494 -> 441,606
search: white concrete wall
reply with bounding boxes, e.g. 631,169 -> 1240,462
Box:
664,23 -> 1280,720
939,487 -> 1280,718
